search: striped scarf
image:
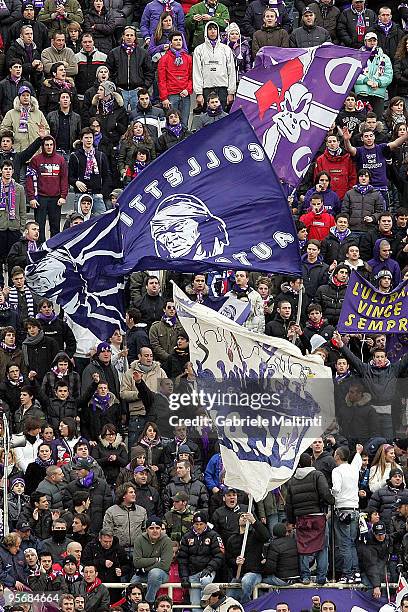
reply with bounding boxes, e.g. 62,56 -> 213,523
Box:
0,180 -> 16,220
8,286 -> 35,317
18,104 -> 31,133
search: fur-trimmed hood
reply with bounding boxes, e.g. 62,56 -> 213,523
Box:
42,77 -> 76,89
99,433 -> 123,448
13,95 -> 39,111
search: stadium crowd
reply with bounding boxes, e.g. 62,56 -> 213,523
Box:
1,0 -> 408,609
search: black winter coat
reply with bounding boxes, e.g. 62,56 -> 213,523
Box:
368,483 -> 408,529
337,392 -> 378,446
29,572 -> 67,592
312,451 -> 336,488
47,110 -> 82,152
7,19 -> 49,52
372,22 -> 404,61
5,39 -> 43,91
68,146 -> 112,196
63,476 -> 112,533
286,467 -> 335,523
83,8 -> 115,54
358,532 -> 390,587
226,520 -> 270,574
133,293 -> 165,330
0,77 -> 34,117
301,259 -> 329,301
289,24 -> 331,47
91,435 -> 128,484
90,93 -> 128,146
24,461 -> 48,495
394,56 -> 408,97
359,228 -> 400,261
305,2 -> 339,41
157,126 -> 191,153
263,534 -> 299,579
337,8 -> 377,48
212,503 -> 248,544
40,321 -> 77,359
178,527 -> 224,578
72,580 -> 110,612
320,231 -> 359,265
133,483 -> 162,517
82,536 -> 131,581
80,385 -> 122,443
38,78 -> 79,116
265,314 -> 291,340
341,187 -> 385,232
19,506 -> 53,540
22,334 -> 59,382
243,0 -> 292,37
47,398 -> 78,432
7,236 -> 40,272
315,280 -> 348,325
106,45 -> 154,91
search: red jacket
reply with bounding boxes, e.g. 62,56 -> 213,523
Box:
314,149 -> 357,200
26,138 -> 69,200
158,50 -> 193,100
181,0 -> 199,13
299,210 -> 335,241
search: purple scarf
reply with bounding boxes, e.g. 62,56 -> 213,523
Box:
133,160 -> 146,177
101,97 -> 115,115
36,312 -> 58,323
35,456 -> 54,467
79,470 -> 95,488
170,47 -> 183,66
167,122 -> 183,138
121,42 -> 136,55
0,180 -> 16,220
0,341 -> 16,353
330,226 -> 351,241
84,147 -> 99,181
354,183 -> 371,195
377,19 -> 393,36
91,392 -> 111,412
18,104 -> 30,133
162,314 -> 177,326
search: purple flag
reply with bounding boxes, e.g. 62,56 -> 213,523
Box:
337,271 -> 408,336
232,45 -> 370,188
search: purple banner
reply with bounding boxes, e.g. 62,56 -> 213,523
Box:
337,271 -> 408,336
232,45 -> 370,188
244,587 -> 386,612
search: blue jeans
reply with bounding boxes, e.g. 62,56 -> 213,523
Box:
122,89 -> 139,113
168,94 -> 191,128
227,573 -> 287,603
189,571 -> 215,606
131,568 -> 169,602
299,523 -> 329,583
267,511 -> 287,536
334,510 -> 359,578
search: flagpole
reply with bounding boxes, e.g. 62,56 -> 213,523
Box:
291,289 -> 303,344
236,494 -> 253,580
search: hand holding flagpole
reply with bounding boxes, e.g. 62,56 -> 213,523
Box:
236,495 -> 253,580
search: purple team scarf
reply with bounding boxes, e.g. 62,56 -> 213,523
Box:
170,48 -> 183,66
0,341 -> 16,353
167,122 -> 183,137
121,42 -> 136,55
79,470 -> 95,488
84,147 -> 99,181
91,392 -> 111,412
0,180 -> 16,220
18,105 -> 30,133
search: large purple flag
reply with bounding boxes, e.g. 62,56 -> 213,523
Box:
232,44 -> 370,188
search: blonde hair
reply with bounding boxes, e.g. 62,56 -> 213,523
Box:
370,444 -> 396,479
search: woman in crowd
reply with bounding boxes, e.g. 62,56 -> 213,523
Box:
91,423 -> 128,487
369,443 -> 399,493
118,121 -> 156,181
52,418 -> 81,466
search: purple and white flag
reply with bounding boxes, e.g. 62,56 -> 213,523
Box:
232,45 -> 370,188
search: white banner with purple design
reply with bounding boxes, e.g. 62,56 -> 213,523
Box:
173,284 -> 335,501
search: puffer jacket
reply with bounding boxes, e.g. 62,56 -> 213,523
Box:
243,0 -> 291,38
337,391 -> 378,446
162,476 -> 209,512
74,48 -> 108,95
341,186 -> 385,232
36,476 -> 66,510
394,56 -> 408,97
120,358 -> 167,417
289,23 -> 331,47
263,533 -> 299,579
140,0 -> 185,40
0,95 -> 49,153
301,256 -> 329,301
178,526 -> 224,577
103,502 -> 147,547
82,536 -> 131,581
314,148 -> 357,200
252,26 -> 289,56
104,0 -> 133,27
286,466 -> 335,523
46,397 -> 78,432
314,278 -> 347,325
157,125 -> 191,152
106,44 -> 154,91
63,475 -> 112,532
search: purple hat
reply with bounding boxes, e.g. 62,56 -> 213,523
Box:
18,85 -> 31,96
96,342 -> 111,356
134,465 -> 149,474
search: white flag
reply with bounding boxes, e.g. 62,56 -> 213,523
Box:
173,284 -> 335,502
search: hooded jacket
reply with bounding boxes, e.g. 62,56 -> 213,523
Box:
158,47 -> 193,101
367,238 -> 402,286
91,433 -> 128,484
0,543 -> 27,587
193,21 -> 237,94
222,23 -> 251,80
0,95 -> 50,153
305,1 -> 339,40
314,148 -> 357,200
26,136 -> 69,200
301,187 -> 341,216
354,47 -> 393,100
38,77 -> 78,116
286,466 -> 335,523
368,481 -> 408,529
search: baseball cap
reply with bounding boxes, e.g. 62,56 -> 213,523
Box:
134,465 -> 149,473
364,31 -> 377,40
172,491 -> 189,502
201,584 -> 221,603
18,85 -> 31,96
373,523 -> 386,535
16,520 -> 31,531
